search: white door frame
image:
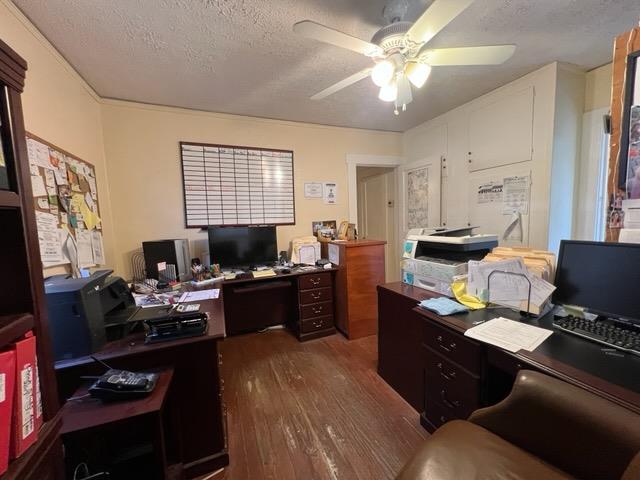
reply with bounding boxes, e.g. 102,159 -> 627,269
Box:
346,154 -> 403,227
347,154 -> 403,280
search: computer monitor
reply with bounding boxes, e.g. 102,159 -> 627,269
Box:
208,226 -> 277,269
553,240 -> 640,324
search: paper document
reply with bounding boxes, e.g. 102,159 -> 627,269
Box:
252,269 -> 276,278
179,289 -> 220,303
31,174 -> 47,197
328,243 -> 340,265
464,317 -> 553,353
76,230 -> 94,267
467,258 -> 530,301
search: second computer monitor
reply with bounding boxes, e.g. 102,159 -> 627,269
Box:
553,240 -> 640,324
208,226 -> 277,269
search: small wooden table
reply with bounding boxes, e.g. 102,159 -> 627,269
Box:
61,369 -> 177,479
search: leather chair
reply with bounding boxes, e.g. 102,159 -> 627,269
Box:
397,370 -> 640,480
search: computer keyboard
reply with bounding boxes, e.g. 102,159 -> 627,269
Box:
553,316 -> 640,356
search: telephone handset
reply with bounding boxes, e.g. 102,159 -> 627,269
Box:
88,356 -> 158,401
96,370 -> 152,391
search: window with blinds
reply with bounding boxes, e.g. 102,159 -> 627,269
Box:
180,142 -> 295,227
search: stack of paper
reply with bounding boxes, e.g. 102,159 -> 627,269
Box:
484,246 -> 556,281
467,257 -> 555,314
464,317 -> 553,353
252,269 -> 276,278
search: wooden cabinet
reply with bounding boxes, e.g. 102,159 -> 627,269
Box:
296,272 -> 335,341
0,38 -> 63,479
377,284 -> 433,412
332,240 -> 386,339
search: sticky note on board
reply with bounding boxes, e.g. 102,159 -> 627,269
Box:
79,200 -> 101,230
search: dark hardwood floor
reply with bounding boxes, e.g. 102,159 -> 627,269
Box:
214,329 -> 428,480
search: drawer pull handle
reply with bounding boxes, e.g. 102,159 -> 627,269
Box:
311,292 -> 321,300
436,362 -> 456,380
312,306 -> 323,314
450,342 -> 457,350
310,278 -> 320,285
440,416 -> 447,423
313,321 -> 322,328
436,336 -> 451,352
440,390 -> 460,409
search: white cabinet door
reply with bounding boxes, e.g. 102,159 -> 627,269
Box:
468,87 -> 534,172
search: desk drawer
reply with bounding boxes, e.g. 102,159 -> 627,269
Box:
301,315 -> 334,333
299,287 -> 332,305
425,347 -> 480,413
301,301 -> 333,319
425,387 -> 476,420
423,320 -> 482,374
299,272 -> 332,290
423,398 -> 458,430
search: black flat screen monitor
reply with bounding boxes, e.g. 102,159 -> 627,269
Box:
553,240 -> 640,323
208,226 -> 277,268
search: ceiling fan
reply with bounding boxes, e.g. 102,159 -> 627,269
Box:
293,0 -> 516,114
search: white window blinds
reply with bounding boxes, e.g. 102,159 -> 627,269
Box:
180,142 -> 295,227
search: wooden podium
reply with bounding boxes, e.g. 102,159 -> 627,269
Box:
331,240 -> 386,339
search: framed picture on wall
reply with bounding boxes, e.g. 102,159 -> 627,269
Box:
619,50 -> 640,194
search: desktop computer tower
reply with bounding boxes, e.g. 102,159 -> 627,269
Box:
142,239 -> 192,282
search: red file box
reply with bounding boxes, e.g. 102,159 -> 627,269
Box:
10,335 -> 37,459
0,349 -> 16,474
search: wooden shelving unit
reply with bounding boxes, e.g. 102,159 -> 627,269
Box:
0,37 -> 63,479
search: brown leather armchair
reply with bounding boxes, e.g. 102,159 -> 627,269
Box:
397,370 -> 640,480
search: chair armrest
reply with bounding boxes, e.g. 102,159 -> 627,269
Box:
469,370 -> 640,480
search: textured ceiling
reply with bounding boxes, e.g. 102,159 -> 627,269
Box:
13,0 -> 640,132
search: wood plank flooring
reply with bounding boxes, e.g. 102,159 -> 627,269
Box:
214,329 -> 428,480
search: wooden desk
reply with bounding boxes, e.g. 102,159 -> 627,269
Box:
55,290 -> 227,479
378,282 -> 640,432
61,369 -> 175,479
221,266 -> 338,340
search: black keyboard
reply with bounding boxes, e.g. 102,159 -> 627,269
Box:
553,316 -> 640,356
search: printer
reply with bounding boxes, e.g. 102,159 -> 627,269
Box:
44,270 -> 137,361
402,227 -> 498,296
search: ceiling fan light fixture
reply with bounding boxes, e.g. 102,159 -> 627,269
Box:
371,60 -> 395,87
406,62 -> 432,89
379,81 -> 398,102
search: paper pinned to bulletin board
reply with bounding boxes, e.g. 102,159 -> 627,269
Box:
26,132 -> 104,271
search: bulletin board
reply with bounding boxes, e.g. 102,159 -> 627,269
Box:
26,132 -> 105,270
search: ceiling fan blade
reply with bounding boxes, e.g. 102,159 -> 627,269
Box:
406,0 -> 474,46
293,21 -> 382,57
310,68 -> 372,100
418,45 -> 516,66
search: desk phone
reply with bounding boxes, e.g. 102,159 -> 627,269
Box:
89,369 -> 159,401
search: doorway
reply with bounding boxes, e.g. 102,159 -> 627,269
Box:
356,166 -> 398,282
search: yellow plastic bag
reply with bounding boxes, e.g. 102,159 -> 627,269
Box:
451,280 -> 486,310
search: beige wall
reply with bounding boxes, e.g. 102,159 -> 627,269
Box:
585,63 -> 612,112
101,100 -> 402,277
0,0 -> 115,276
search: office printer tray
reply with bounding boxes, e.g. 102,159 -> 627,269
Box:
144,311 -> 208,343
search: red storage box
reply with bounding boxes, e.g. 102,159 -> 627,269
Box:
0,350 -> 16,474
10,335 -> 38,458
